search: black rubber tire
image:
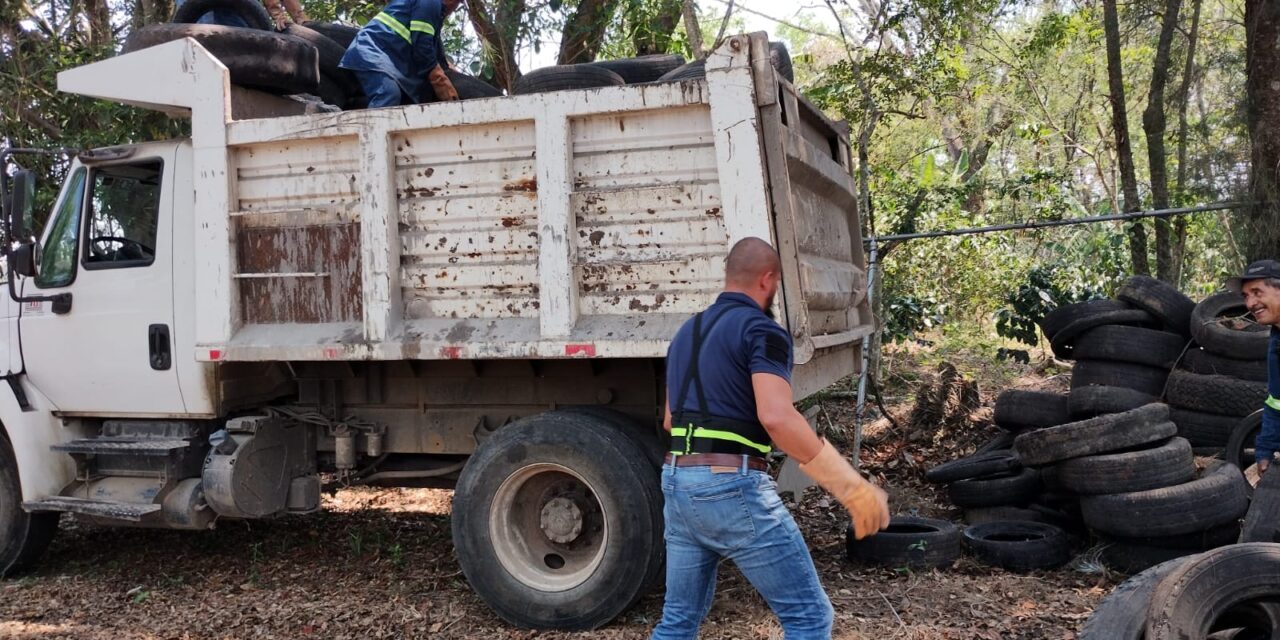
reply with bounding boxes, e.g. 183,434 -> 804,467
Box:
1239,462 -> 1280,543
1070,359 -> 1170,397
1183,347 -> 1269,382
1171,408 -> 1242,447
589,54 -> 685,83
1067,386 -> 1158,418
1079,557 -> 1191,639
315,72 -> 349,109
559,406 -> 663,470
171,0 -> 272,31
947,468 -> 1041,508
1117,275 -> 1197,336
451,411 -> 663,630
1100,523 -> 1242,574
1191,292 -> 1272,360
924,450 -> 1020,484
963,521 -> 1072,571
963,506 -> 1045,525
1145,543 -> 1280,640
657,59 -> 706,82
993,389 -> 1070,431
448,70 -> 503,99
1013,404 -> 1174,467
282,24 -> 358,94
1164,370 -> 1269,417
768,41 -> 794,82
1041,299 -> 1140,341
123,24 -> 320,94
301,21 -> 358,49
1,432 -> 59,577
1080,462 -> 1250,537
513,64 -> 625,94
1049,309 -> 1158,360
973,431 -> 1017,454
1071,324 -> 1188,368
1226,411 -> 1265,471
845,516 -> 961,568
1056,437 -> 1195,495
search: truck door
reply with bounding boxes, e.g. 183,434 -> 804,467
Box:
17,149 -> 184,414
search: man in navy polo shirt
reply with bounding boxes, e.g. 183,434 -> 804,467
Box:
651,237 -> 889,640
1228,259 -> 1280,473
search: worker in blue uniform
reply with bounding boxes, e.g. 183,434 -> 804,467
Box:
339,0 -> 461,107
651,237 -> 890,640
1228,260 -> 1280,473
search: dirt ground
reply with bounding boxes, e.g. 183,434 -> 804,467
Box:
1,344 -> 1117,639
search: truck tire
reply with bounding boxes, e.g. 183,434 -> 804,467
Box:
1145,543 -> 1280,640
1183,347 -> 1269,382
512,64 -> 625,94
1164,370 -> 1268,417
1067,386 -> 1157,418
123,24 -> 320,95
171,0 -> 272,31
1013,404 -> 1173,467
1190,292 -> 1271,360
1171,408 -> 1242,447
559,406 -> 663,470
1040,299 -> 1140,341
947,468 -> 1041,508
845,516 -> 960,568
1080,462 -> 1249,538
301,21 -> 358,49
1071,325 -> 1188,369
1226,411 -> 1264,472
963,521 -> 1071,571
657,59 -> 706,82
0,433 -> 59,577
282,23 -> 358,94
993,389 -> 1069,431
924,450 -> 1019,484
1070,359 -> 1170,397
451,411 -> 663,630
589,54 -> 685,83
1080,557 -> 1191,639
1055,437 -> 1195,495
1116,275 -> 1196,336
1048,308 -> 1157,359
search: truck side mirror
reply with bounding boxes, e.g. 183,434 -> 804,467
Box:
7,170 -> 35,241
9,242 -> 36,278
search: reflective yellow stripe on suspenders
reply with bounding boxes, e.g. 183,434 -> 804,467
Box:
373,12 -> 412,42
670,426 -> 771,455
1267,395 -> 1280,412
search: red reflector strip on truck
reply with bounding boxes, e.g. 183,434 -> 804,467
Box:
564,343 -> 596,357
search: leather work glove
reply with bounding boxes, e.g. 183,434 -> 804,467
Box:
429,66 -> 459,101
800,439 -> 890,540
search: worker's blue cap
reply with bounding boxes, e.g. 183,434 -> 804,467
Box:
1227,259 -> 1280,293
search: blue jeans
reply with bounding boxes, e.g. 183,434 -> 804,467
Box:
651,463 -> 834,640
354,70 -> 406,108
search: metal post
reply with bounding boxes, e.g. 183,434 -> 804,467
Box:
853,237 -> 879,467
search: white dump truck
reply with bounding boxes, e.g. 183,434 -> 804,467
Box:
0,32 -> 871,629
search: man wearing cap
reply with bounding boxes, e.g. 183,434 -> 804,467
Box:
650,237 -> 890,640
1228,260 -> 1280,473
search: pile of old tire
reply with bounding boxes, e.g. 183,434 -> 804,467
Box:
656,41 -> 795,83
844,514 -> 1073,572
1080,543 -> 1280,639
511,54 -> 687,95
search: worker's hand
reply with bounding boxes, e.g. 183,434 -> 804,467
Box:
429,66 -> 459,101
799,440 -> 890,539
1260,459 -> 1270,475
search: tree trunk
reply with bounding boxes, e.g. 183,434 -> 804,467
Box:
1244,0 -> 1280,263
557,0 -> 621,64
1142,0 -> 1183,282
631,0 -> 682,55
1172,0 -> 1202,284
468,0 -> 526,93
84,0 -> 112,47
1103,0 -> 1150,275
682,0 -> 705,59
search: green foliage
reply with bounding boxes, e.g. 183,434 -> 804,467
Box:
994,265 -> 1103,346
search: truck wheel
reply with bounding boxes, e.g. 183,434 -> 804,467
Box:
452,411 -> 663,630
0,433 -> 59,577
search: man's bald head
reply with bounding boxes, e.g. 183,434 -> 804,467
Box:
725,237 -> 781,289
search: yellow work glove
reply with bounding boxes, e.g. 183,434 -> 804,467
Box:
428,66 -> 459,101
800,440 -> 890,540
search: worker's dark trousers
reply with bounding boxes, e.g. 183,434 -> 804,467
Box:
650,463 -> 834,640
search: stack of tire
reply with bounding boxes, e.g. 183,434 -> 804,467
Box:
845,513 -> 1073,573
1080,543 -> 1280,639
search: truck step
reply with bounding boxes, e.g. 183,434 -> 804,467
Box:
52,438 -> 192,456
23,496 -> 161,522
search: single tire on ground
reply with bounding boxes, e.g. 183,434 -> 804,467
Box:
924,450 -> 1019,484
993,389 -> 1070,431
1164,370 -> 1269,417
301,21 -> 358,49
513,64 -> 625,94
171,0 -> 273,31
123,24 -> 320,95
1183,347 -> 1269,382
451,410 -> 664,630
846,516 -> 961,568
1067,386 -> 1158,418
1070,359 -> 1170,397
1190,292 -> 1272,360
963,521 -> 1072,571
1117,275 -> 1197,336
1171,408 -> 1243,448
1079,557 -> 1191,639
1080,462 -> 1249,538
1145,543 -> 1280,640
947,468 -> 1041,508
1013,404 -> 1174,467
1071,324 -> 1187,369
589,55 -> 686,83
1056,437 -> 1195,495
0,433 -> 59,576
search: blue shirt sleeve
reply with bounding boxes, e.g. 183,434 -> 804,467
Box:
1257,330 -> 1280,463
412,0 -> 444,69
745,320 -> 792,382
